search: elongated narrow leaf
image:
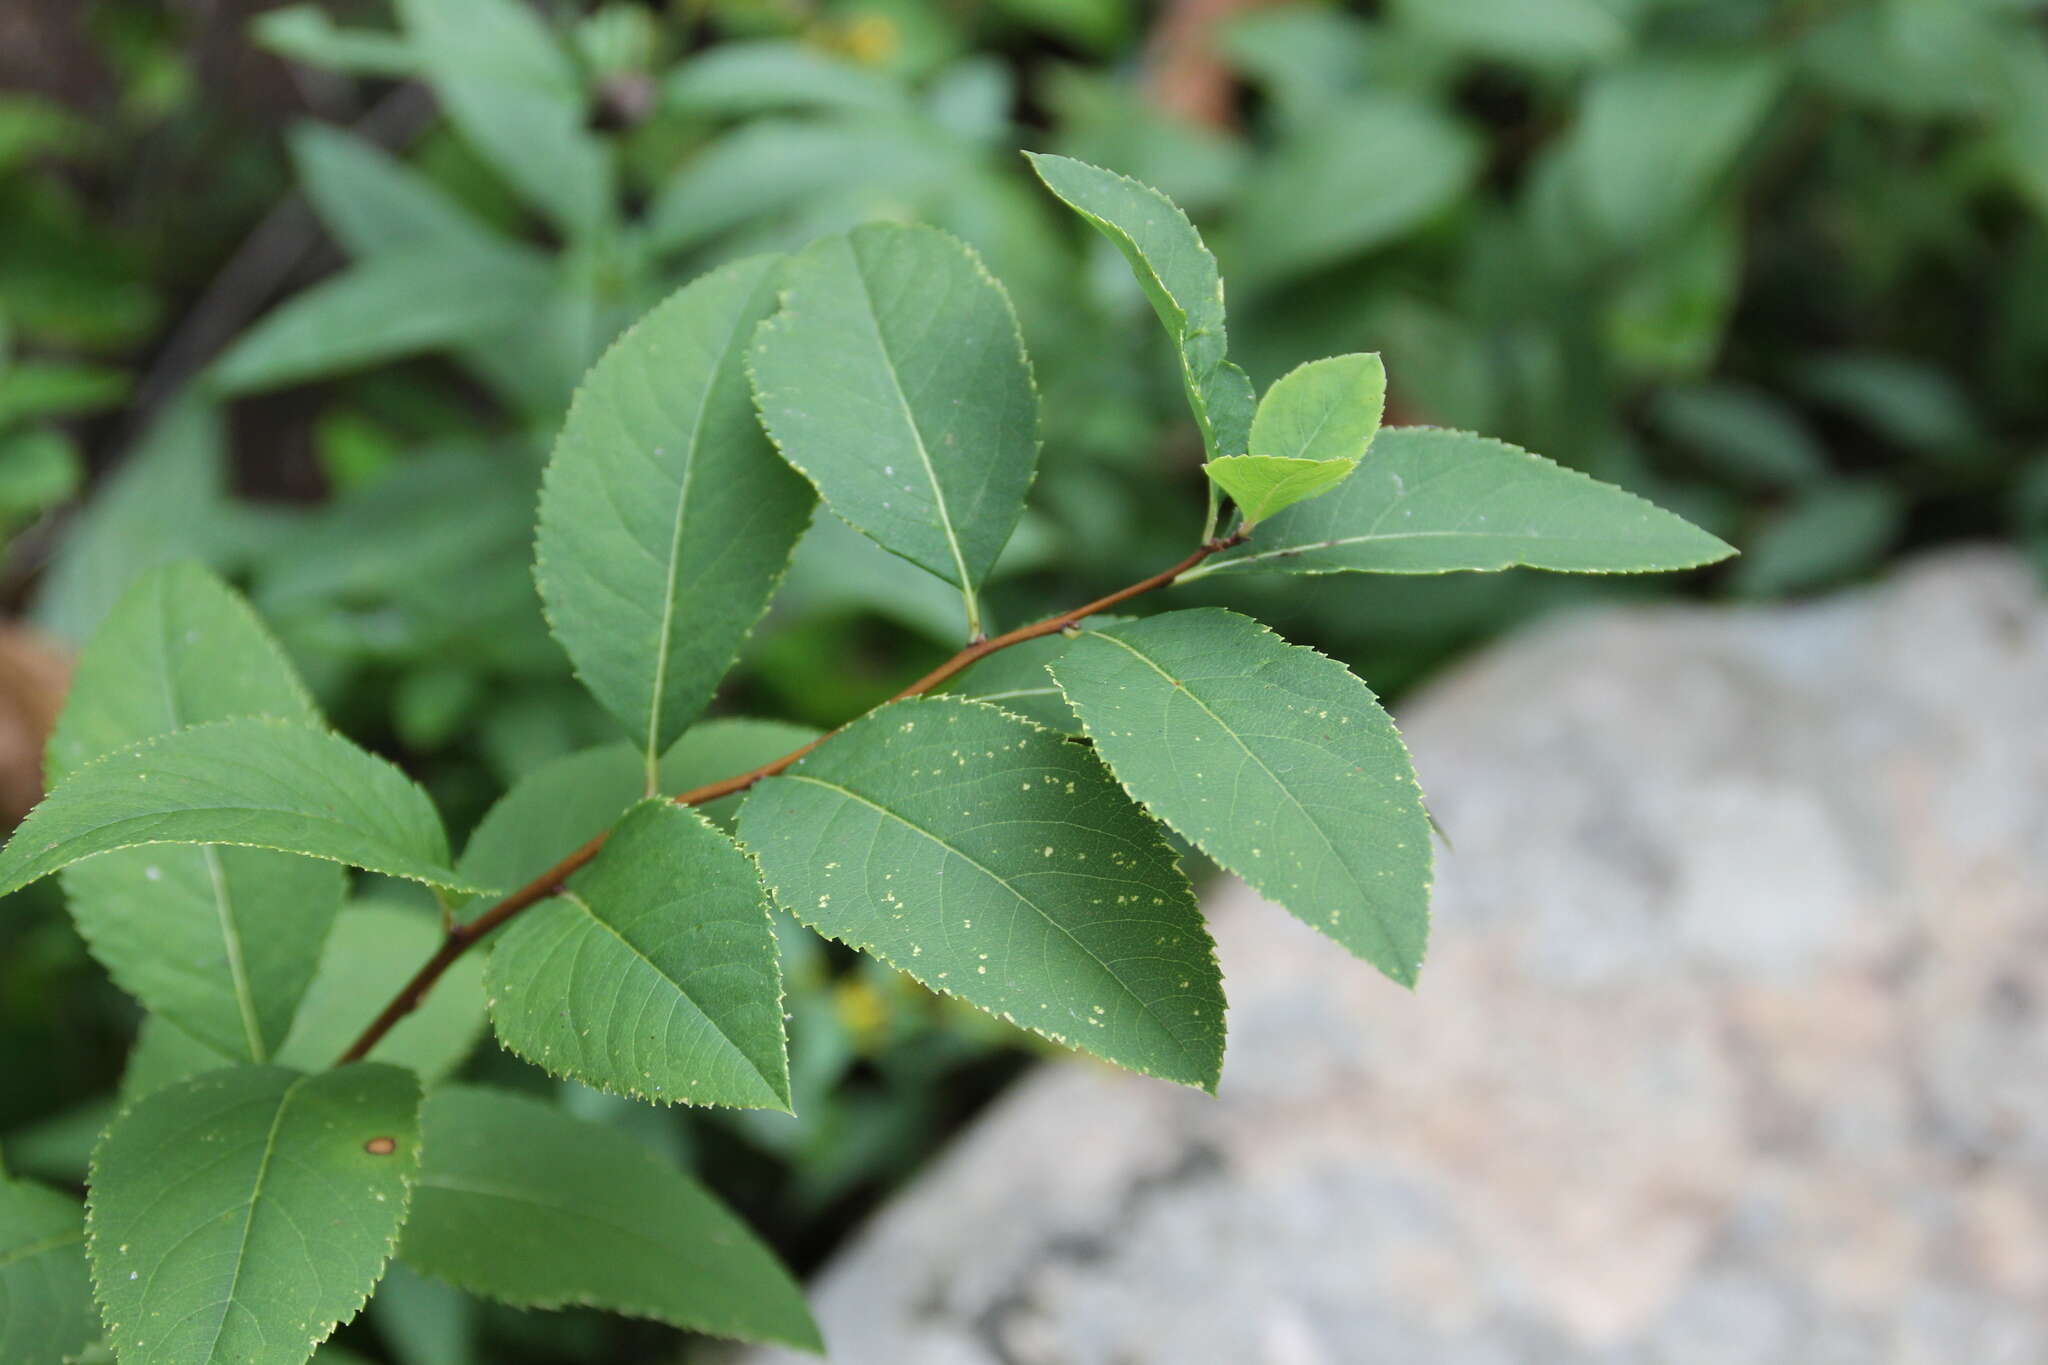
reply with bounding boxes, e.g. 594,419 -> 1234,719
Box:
750,224 -> 1040,595
738,696 -> 1224,1089
89,1064 -> 422,1365
537,256 -> 814,759
399,1086 -> 820,1351
487,800 -> 789,1109
1049,609 -> 1431,985
1025,153 -> 1245,460
209,251 -> 551,395
1194,427 -> 1736,578
46,562 -> 343,1061
391,0 -> 610,238
0,718 -> 476,899
0,1178 -> 96,1365
124,902 -> 489,1101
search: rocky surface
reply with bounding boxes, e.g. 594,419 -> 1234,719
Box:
740,549 -> 2048,1365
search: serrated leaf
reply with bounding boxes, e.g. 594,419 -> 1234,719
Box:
88,1064 -> 421,1365
1025,153 -> 1247,461
398,1086 -> 819,1351
208,252 -> 551,396
536,256 -> 814,763
1048,609 -> 1431,985
46,562 -> 344,1061
1203,457 -> 1358,528
487,800 -> 788,1109
1251,353 -> 1387,465
0,1177 -> 96,1365
750,224 -> 1040,609
0,718 -> 476,900
391,0 -> 610,239
1194,427 -> 1735,577
737,696 -> 1224,1089
123,903 -> 487,1101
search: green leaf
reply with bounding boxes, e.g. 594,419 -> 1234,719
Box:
399,1086 -> 819,1351
1211,352 -> 1385,523
31,400 -> 229,643
123,902 -> 488,1100
1024,153 -> 1245,461
47,563 -> 344,1062
255,5 -> 416,77
0,1177 -> 96,1365
1048,609 -> 1431,985
662,41 -> 908,118
391,0 -> 610,239
0,361 -> 127,426
487,800 -> 789,1109
0,718 -> 476,900
0,428 -> 81,521
208,251 -> 551,396
1204,456 -> 1359,527
1389,0 -> 1629,68
288,124 -> 514,262
89,1064 -> 421,1365
1729,480 -> 1903,598
750,225 -> 1039,622
1568,52 -> 1785,251
659,718 -> 821,828
536,256 -> 814,764
1193,427 -> 1735,577
737,697 -> 1224,1089
1650,383 -> 1828,490
1232,96 -> 1482,284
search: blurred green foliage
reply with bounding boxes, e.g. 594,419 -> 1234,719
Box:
6,0 -> 2048,1358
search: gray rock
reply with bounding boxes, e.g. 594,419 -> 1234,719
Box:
741,549 -> 2048,1365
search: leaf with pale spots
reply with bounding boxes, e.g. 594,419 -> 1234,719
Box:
397,1086 -> 819,1351
0,1177 -> 97,1365
1194,427 -> 1735,578
486,800 -> 790,1109
44,562 -> 344,1063
535,255 -> 814,763
736,696 -> 1224,1089
749,224 -> 1040,599
87,1063 -> 421,1365
1048,608 -> 1432,985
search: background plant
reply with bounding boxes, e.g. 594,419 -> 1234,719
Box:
1,0 -> 2041,1361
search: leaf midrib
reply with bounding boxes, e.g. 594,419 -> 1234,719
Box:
642,289 -> 759,776
845,244 -> 974,593
187,1073 -> 310,1363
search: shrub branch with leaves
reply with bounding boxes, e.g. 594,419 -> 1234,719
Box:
0,156 -> 1730,1364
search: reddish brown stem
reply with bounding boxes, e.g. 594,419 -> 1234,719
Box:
335,531 -> 1248,1066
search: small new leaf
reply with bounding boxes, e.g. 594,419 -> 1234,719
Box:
487,800 -> 791,1110
1196,427 -> 1736,577
738,696 -> 1225,1090
0,718 -> 477,899
1049,609 -> 1432,986
88,1064 -> 422,1365
1204,456 -> 1357,528
399,1086 -> 820,1351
